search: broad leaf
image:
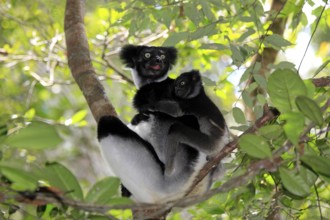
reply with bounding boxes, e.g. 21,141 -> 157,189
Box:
300,166 -> 318,186
0,165 -> 38,190
188,23 -> 218,42
313,59 -> 330,77
184,3 -> 201,25
5,121 -> 62,150
162,32 -> 188,46
85,177 -> 120,204
282,112 -> 305,145
301,155 -> 330,177
230,44 -> 245,66
42,162 -> 83,200
198,0 -> 215,21
70,110 -> 88,125
259,125 -> 283,139
264,34 -> 292,49
274,61 -> 296,70
200,43 -> 227,50
242,90 -> 253,108
295,96 -> 323,126
267,69 -> 307,112
279,167 -> 310,197
253,74 -> 267,88
232,107 -> 246,124
239,134 -> 272,159
237,28 -> 256,42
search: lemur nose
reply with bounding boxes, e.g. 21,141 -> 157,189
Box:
155,57 -> 161,63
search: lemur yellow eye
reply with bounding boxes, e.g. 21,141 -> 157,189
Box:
180,81 -> 186,86
160,54 -> 165,59
145,53 -> 151,58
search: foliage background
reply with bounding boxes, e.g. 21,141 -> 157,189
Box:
0,0 -> 329,219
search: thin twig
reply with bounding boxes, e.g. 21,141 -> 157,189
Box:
297,2 -> 327,72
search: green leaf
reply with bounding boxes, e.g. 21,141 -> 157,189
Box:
107,197 -> 133,205
264,34 -> 292,49
300,166 -> 318,186
201,76 -> 216,86
242,90 -> 253,108
200,43 -> 227,50
89,216 -> 111,220
295,96 -> 323,126
267,69 -> 307,112
85,177 -> 120,204
256,94 -> 267,105
282,112 -> 305,145
0,165 -> 38,190
162,32 -> 188,46
274,61 -> 296,70
239,67 -> 252,84
5,121 -> 62,150
232,107 -> 246,124
70,110 -> 88,125
188,23 -> 217,41
259,125 -> 283,139
239,134 -> 272,159
313,59 -> 330,77
42,162 -> 83,200
198,0 -> 215,21
184,3 -> 201,25
301,155 -> 330,177
279,167 -> 310,197
230,44 -> 244,66
253,74 -> 267,88
237,28 -> 255,42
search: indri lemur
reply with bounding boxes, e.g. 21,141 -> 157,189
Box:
134,70 -> 229,175
98,45 -> 227,203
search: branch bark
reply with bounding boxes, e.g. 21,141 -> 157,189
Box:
64,0 -> 117,122
246,0 -> 287,121
312,76 -> 330,87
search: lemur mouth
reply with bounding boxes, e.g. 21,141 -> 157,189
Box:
149,64 -> 161,71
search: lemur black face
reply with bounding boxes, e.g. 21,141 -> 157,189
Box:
174,70 -> 202,99
137,47 -> 169,78
120,45 -> 177,79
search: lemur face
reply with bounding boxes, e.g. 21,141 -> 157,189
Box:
136,47 -> 170,78
174,70 -> 202,99
120,45 -> 177,80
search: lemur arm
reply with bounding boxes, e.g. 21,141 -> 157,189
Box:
148,100 -> 185,117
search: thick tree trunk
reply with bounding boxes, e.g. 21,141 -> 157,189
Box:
64,0 -> 117,122
246,0 -> 287,121
64,0 -> 166,219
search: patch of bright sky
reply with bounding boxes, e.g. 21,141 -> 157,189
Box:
227,0 -> 327,88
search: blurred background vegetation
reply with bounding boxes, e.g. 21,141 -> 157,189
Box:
0,0 -> 329,219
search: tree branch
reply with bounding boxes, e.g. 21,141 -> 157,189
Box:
3,99 -> 328,219
64,0 -> 117,122
312,76 -> 330,87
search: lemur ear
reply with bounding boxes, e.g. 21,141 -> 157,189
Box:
191,70 -> 201,81
164,47 -> 178,67
120,45 -> 140,68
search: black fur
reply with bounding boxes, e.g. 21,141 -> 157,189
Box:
173,70 -> 226,129
134,70 -> 225,130
134,70 -> 227,175
120,45 -> 177,87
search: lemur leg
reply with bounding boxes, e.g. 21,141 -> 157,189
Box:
166,123 -> 217,156
98,116 -> 192,203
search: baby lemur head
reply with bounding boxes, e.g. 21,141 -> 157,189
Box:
174,70 -> 203,99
